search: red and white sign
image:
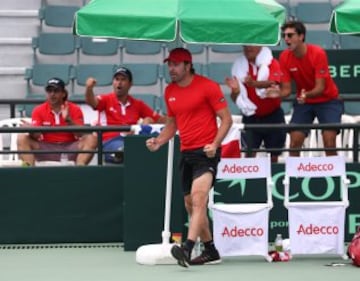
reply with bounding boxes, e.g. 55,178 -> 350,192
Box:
213,206 -> 269,257
285,156 -> 345,178
288,205 -> 345,255
217,156 -> 271,179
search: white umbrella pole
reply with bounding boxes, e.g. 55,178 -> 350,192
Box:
162,137 -> 174,244
136,138 -> 176,265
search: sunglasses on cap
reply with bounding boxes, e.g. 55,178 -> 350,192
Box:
281,32 -> 297,39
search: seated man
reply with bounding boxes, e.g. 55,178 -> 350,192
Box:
17,78 -> 97,166
85,67 -> 165,164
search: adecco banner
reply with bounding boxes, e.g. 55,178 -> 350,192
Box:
285,155 -> 346,178
217,157 -> 271,179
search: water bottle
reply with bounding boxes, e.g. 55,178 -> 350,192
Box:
274,234 -> 283,252
192,237 -> 202,258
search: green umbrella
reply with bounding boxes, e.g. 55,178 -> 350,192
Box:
255,0 -> 286,24
330,0 -> 360,35
73,0 -> 285,45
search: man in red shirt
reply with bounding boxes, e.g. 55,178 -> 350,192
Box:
146,48 -> 232,267
85,67 -> 165,163
267,21 -> 343,156
17,78 -> 97,166
225,45 -> 286,162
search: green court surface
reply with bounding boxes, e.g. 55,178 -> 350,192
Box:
0,244 -> 357,281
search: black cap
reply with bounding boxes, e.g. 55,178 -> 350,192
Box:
45,77 -> 65,91
113,67 -> 133,82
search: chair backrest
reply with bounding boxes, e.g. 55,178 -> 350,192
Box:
186,44 -> 206,55
310,115 -> 355,161
295,2 -> 332,24
284,155 -> 349,207
123,63 -> 160,86
306,30 -> 334,50
33,32 -> 77,56
27,64 -> 73,87
40,5 -> 80,28
339,35 -> 360,50
213,155 -> 273,207
132,93 -> 157,110
80,37 -> 120,56
278,114 -> 313,163
210,45 -> 243,53
75,64 -> 117,86
0,118 -> 31,162
207,62 -> 232,85
124,40 -> 162,55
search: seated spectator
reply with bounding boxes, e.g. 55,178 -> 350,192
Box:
85,67 -> 165,164
17,78 -> 98,166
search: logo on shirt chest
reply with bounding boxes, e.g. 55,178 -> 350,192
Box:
109,106 -> 117,113
168,97 -> 176,102
290,67 -> 298,72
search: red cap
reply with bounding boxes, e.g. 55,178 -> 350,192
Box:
164,47 -> 192,63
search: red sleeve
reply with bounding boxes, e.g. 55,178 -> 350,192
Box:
95,95 -> 107,111
207,80 -> 227,112
138,100 -> 161,122
164,87 -> 174,117
279,51 -> 291,83
312,47 -> 331,79
68,103 -> 84,125
268,59 -> 282,83
31,106 -> 43,126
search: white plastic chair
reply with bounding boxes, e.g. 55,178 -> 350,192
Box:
0,118 -> 30,167
210,155 -> 273,261
278,114 -> 313,162
310,115 -> 355,161
283,156 -> 349,259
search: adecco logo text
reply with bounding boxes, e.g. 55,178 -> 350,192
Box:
296,224 -> 339,235
222,226 -> 264,237
222,164 -> 259,174
297,162 -> 334,172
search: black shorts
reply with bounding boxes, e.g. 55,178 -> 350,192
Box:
179,148 -> 221,196
242,107 -> 286,156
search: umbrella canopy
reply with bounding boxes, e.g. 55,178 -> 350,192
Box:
73,0 -> 285,45
330,0 -> 360,35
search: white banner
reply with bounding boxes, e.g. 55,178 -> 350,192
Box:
217,157 -> 271,179
288,205 -> 345,255
285,156 -> 345,178
213,207 -> 269,257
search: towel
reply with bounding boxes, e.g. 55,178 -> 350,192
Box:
231,47 -> 273,116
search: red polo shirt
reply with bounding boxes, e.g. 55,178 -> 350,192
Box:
279,44 -> 339,103
95,93 -> 162,141
31,101 -> 84,142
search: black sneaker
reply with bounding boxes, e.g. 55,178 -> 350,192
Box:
190,248 -> 222,265
171,245 -> 191,268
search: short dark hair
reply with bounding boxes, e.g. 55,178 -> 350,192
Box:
281,21 -> 306,42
